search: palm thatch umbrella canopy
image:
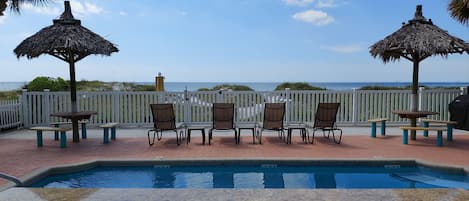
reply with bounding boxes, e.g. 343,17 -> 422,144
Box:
14,1 -> 118,142
370,5 -> 469,139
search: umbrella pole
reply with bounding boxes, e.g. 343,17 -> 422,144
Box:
69,60 -> 80,142
410,60 -> 420,140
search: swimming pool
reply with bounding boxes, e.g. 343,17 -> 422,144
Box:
28,160 -> 469,189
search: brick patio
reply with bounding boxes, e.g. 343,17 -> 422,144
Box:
1,127 -> 469,187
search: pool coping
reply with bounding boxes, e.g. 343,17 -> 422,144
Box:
3,157 -> 467,191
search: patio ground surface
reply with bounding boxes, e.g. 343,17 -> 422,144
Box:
0,126 -> 469,200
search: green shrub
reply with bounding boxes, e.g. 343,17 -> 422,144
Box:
197,88 -> 210,91
431,86 -> 460,90
359,85 -> 432,90
133,84 -> 155,91
274,82 -> 326,91
78,80 -> 117,91
116,82 -> 154,91
197,84 -> 254,91
403,85 -> 428,90
0,90 -> 20,100
359,86 -> 402,90
76,80 -> 105,91
26,76 -> 69,91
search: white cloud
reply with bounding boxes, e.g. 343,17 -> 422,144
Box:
22,3 -> 61,16
119,11 -> 128,16
66,0 -> 104,17
69,1 -> 104,16
70,1 -> 85,15
292,9 -> 334,26
0,16 -> 6,24
84,2 -> 103,14
316,0 -> 337,8
321,44 -> 364,53
178,11 -> 188,16
20,1 -> 104,17
283,0 -> 314,6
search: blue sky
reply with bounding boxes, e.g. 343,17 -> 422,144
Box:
0,0 -> 468,83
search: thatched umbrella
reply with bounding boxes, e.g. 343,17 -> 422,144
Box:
370,5 -> 469,139
14,1 -> 118,142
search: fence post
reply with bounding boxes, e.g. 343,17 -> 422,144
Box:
285,88 -> 291,125
461,87 -> 467,95
113,91 -> 119,124
156,91 -> 162,104
418,87 -> 425,123
43,89 -> 51,125
184,88 -> 191,125
352,88 -> 358,125
216,90 -> 224,103
418,87 -> 425,111
20,89 -> 29,127
12,99 -> 19,129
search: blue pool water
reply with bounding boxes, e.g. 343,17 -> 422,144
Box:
31,164 -> 469,189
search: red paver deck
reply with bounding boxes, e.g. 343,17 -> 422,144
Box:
1,129 -> 469,186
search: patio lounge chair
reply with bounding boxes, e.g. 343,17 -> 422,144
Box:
148,104 -> 186,146
209,103 -> 238,145
307,103 -> 343,144
256,103 -> 286,144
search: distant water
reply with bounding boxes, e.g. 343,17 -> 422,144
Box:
0,82 -> 26,92
137,82 -> 469,91
2,81 -> 468,92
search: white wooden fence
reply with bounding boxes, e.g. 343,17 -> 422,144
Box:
15,88 -> 464,128
0,99 -> 21,130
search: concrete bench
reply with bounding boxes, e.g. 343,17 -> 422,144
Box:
99,123 -> 119,144
399,126 -> 446,147
50,120 -> 89,140
368,118 -> 388,138
30,127 -> 72,148
421,119 -> 458,141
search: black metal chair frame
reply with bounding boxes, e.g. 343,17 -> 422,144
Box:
209,103 -> 238,145
148,104 -> 186,146
256,103 -> 286,144
308,103 -> 343,144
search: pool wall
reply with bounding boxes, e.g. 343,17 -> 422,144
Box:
14,158 -> 469,188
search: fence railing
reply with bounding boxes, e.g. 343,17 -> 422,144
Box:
16,88 -> 465,128
0,99 -> 21,130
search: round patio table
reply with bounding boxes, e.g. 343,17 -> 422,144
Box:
393,110 -> 438,140
50,111 -> 97,142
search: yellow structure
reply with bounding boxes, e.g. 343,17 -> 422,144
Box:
155,72 -> 165,91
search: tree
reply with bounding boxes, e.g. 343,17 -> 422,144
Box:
448,0 -> 469,25
0,0 -> 48,16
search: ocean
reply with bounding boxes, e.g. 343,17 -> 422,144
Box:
1,82 -> 469,92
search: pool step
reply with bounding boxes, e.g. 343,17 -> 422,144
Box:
384,165 -> 401,169
394,173 -> 469,189
261,164 -> 278,168
154,165 -> 170,169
